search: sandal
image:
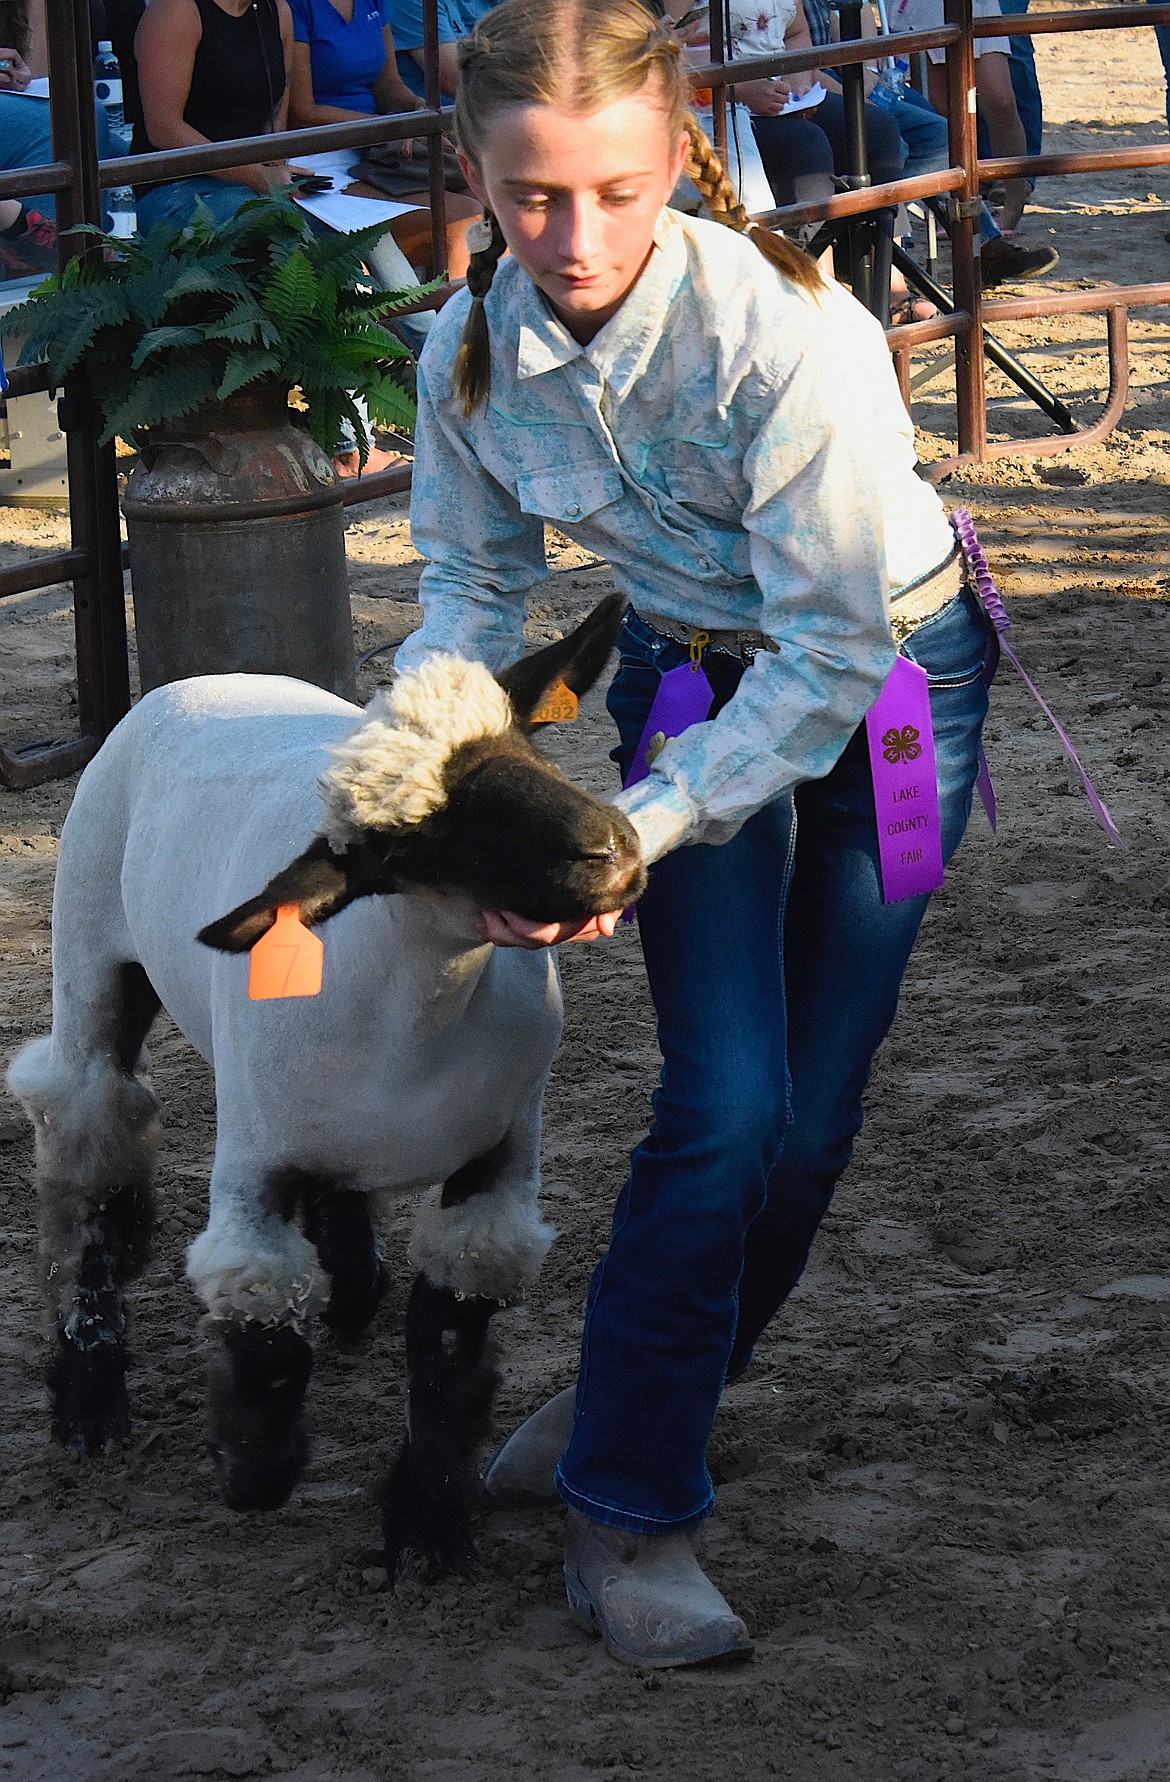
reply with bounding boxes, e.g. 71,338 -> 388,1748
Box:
889,294 -> 939,326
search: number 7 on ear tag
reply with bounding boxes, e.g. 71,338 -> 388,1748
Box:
249,904 -> 324,1000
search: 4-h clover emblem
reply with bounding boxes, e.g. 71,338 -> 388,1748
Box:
882,724 -> 922,765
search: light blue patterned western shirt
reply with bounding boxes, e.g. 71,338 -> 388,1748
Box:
397,208 -> 955,862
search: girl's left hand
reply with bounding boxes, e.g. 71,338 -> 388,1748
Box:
477,909 -> 623,949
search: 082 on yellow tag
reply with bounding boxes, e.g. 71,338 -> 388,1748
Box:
248,904 -> 324,1000
529,678 -> 579,724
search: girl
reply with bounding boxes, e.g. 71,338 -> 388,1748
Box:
395,0 -> 993,1669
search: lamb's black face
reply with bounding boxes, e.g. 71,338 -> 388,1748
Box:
196,594 -> 647,956
385,737 -> 647,921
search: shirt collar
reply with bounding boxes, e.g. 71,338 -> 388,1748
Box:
514,208 -> 685,394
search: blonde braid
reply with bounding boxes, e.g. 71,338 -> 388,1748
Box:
453,211 -> 509,416
684,117 -> 824,295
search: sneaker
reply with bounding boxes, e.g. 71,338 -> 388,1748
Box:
982,237 -> 1059,287
0,207 -> 58,277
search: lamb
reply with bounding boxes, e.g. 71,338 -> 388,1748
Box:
6,593 -> 644,1580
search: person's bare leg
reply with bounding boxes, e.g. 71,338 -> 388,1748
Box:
975,52 -> 1028,230
388,193 -> 481,279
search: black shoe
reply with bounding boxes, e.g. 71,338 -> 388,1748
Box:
982,237 -> 1059,286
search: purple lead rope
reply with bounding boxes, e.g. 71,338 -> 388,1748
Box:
950,508 -> 1125,851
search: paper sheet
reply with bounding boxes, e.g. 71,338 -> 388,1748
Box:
294,189 -> 415,232
291,150 -> 360,184
779,81 -> 827,115
5,77 -> 50,98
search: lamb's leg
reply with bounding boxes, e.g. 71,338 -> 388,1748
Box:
188,1170 -> 329,1512
383,1101 -> 556,1581
381,1276 -> 499,1581
7,962 -> 161,1455
298,1179 -> 387,1337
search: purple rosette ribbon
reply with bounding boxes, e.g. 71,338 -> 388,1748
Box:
951,508 -> 1125,851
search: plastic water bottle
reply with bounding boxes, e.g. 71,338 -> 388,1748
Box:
93,41 -> 130,149
106,186 -> 138,242
870,56 -> 909,110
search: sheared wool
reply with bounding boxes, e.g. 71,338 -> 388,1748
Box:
319,655 -> 513,845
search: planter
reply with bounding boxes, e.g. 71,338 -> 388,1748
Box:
122,386 -> 356,700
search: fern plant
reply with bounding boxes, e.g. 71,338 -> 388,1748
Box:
9,195 -> 434,463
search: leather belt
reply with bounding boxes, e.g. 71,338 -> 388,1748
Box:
889,544 -> 965,644
637,545 -> 966,665
636,612 -> 778,662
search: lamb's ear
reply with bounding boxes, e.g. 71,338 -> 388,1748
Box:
497,592 -> 626,727
197,836 -> 389,953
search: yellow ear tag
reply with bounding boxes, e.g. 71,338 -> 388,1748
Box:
529,678 -> 579,724
248,904 -> 324,1001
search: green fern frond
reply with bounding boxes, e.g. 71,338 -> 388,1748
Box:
217,349 -> 282,401
131,324 -> 207,370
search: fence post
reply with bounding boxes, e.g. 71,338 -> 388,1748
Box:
944,0 -> 987,461
46,0 -> 131,742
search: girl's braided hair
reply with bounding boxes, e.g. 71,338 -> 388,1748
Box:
452,0 -> 823,415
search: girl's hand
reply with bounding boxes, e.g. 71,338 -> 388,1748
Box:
736,76 -> 792,113
0,47 -> 32,91
476,909 -> 623,949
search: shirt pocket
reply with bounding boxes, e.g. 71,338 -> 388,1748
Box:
514,466 -> 623,525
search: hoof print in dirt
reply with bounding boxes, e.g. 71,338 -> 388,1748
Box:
49,1337 -> 131,1457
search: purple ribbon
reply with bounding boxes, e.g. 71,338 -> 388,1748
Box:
865,655 -> 946,903
950,508 -> 1125,851
625,659 -> 716,789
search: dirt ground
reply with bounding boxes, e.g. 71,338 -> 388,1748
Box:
2,14 -> 1170,1782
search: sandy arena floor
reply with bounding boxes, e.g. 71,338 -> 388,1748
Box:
0,13 -> 1168,1781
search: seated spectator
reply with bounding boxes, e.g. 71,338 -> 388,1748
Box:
897,0 -> 1032,233
133,0 -> 302,229
388,0 -> 496,97
0,0 -> 112,278
671,0 -> 906,212
286,0 -> 479,280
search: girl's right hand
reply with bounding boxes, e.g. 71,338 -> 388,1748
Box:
735,76 -> 792,113
476,909 -> 623,949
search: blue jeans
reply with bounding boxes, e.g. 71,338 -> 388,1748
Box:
0,92 -> 112,222
135,175 -> 258,232
892,87 -> 1003,244
555,583 -> 993,1534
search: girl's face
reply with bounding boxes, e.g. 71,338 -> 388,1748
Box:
460,89 -> 690,344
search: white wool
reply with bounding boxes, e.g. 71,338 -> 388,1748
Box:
319,654 -> 513,845
408,1184 -> 556,1303
187,1216 -> 329,1331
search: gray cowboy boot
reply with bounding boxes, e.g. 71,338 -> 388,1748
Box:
482,1384 -> 576,1505
563,1508 -> 753,1669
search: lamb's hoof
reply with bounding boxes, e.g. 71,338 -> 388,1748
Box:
322,1257 -> 389,1339
385,1518 -> 478,1586
380,1457 -> 478,1584
213,1428 -> 309,1512
49,1336 -> 130,1456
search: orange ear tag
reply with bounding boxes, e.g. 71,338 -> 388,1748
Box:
248,904 -> 324,1000
529,678 -> 579,724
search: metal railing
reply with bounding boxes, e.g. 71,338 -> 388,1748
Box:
0,0 -> 448,784
2,0 -> 1170,783
695,0 -> 1170,475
